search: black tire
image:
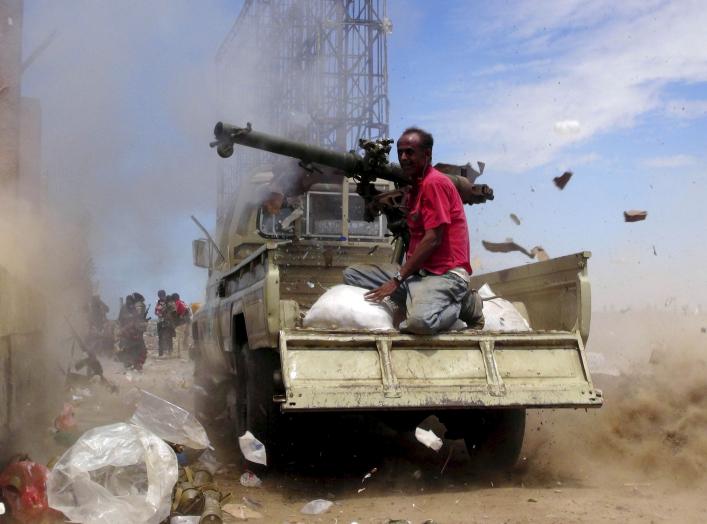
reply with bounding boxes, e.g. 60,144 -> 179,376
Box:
463,409 -> 526,471
243,346 -> 287,466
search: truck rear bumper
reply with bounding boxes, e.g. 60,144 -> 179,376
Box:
278,329 -> 603,411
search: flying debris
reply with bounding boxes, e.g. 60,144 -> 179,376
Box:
624,210 -> 648,222
530,246 -> 549,261
652,245 -> 657,256
434,161 -> 485,183
482,240 -> 549,261
510,213 -> 521,225
553,171 -> 573,190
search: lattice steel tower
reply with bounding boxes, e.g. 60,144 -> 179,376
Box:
215,0 -> 391,220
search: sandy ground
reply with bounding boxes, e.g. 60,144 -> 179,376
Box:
36,311 -> 707,524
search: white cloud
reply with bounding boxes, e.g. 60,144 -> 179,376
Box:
436,1 -> 707,172
642,154 -> 697,168
554,120 -> 581,135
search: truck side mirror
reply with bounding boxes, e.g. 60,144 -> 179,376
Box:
192,238 -> 211,268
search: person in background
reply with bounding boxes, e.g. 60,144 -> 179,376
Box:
172,293 -> 192,356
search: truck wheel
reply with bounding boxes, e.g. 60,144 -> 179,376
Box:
463,409 -> 526,471
244,346 -> 285,466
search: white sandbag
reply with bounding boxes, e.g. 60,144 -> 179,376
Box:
303,284 -> 394,331
478,283 -> 531,332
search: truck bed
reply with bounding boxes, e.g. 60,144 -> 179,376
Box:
278,327 -> 602,411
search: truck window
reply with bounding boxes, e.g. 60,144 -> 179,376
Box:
257,188 -> 386,240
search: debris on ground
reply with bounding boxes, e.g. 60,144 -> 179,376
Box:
624,210 -> 648,222
553,170 -> 572,189
300,499 -> 334,515
47,422 -> 177,524
223,503 -> 264,520
242,496 -> 263,510
53,403 -> 77,431
130,389 -> 211,449
240,471 -> 263,488
196,449 -> 224,475
361,466 -> 378,483
414,427 -> 443,451
510,213 -> 521,225
238,431 -> 267,465
0,459 -> 63,523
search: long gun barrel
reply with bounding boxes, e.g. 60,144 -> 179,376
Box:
212,122 -> 409,185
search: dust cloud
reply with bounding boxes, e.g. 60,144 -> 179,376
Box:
523,310 -> 707,488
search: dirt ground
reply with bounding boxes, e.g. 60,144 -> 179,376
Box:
36,310 -> 707,524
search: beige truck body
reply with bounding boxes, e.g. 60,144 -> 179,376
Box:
192,175 -> 602,415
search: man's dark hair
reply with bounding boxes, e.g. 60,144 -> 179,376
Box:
171,293 -> 180,300
401,127 -> 434,150
158,289 -> 166,299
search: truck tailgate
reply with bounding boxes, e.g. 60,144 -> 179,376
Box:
278,329 -> 603,411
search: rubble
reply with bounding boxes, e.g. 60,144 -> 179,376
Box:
239,471 -> 263,488
482,239 -> 533,258
553,171 -> 573,189
300,499 -> 333,515
624,210 -> 648,222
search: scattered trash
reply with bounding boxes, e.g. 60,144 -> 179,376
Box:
196,449 -> 224,475
412,469 -> 422,480
415,427 -> 443,451
306,280 -> 315,288
361,467 -> 377,483
0,460 -> 63,523
553,171 -> 572,189
130,389 -> 211,449
242,496 -> 263,510
238,431 -> 267,465
357,487 -> 366,493
623,210 -> 647,222
509,213 -> 521,225
300,499 -> 333,515
528,498 -> 538,502
240,471 -> 263,488
47,422 -> 178,524
223,503 -> 264,520
53,402 -> 77,431
170,516 -> 200,524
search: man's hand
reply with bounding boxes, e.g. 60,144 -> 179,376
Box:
365,279 -> 399,303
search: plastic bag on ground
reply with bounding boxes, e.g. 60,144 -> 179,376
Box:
0,461 -> 63,523
478,284 -> 531,332
300,499 -> 334,515
240,471 -> 263,488
47,422 -> 178,524
238,431 -> 267,465
130,389 -> 211,449
303,284 -> 394,331
414,427 -> 443,451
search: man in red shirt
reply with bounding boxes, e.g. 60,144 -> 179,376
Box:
343,127 -> 483,334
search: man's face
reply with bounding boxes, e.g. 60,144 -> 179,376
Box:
397,132 -> 431,180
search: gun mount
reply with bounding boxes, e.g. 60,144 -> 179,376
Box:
210,122 -> 494,244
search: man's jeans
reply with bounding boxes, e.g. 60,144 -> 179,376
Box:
343,263 -> 468,335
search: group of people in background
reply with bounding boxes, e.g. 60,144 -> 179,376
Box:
113,290 -> 192,370
155,290 -> 192,357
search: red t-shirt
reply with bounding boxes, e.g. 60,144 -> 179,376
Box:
405,166 -> 472,275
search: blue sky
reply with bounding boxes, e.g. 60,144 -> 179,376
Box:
22,0 -> 707,314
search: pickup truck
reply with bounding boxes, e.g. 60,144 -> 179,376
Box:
191,170 -> 602,469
